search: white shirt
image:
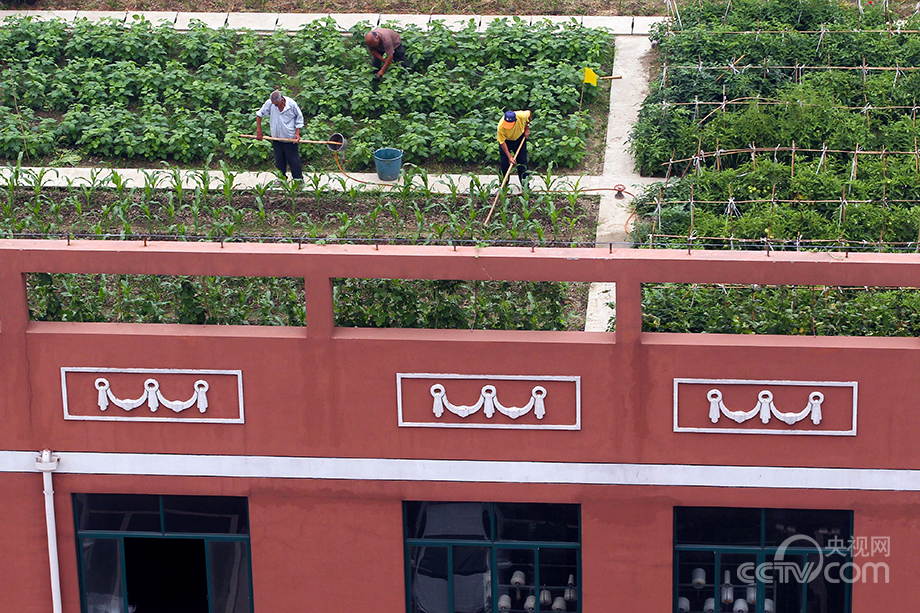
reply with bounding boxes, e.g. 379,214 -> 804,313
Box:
255,97 -> 304,139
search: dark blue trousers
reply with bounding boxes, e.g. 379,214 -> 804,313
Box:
271,141 -> 303,180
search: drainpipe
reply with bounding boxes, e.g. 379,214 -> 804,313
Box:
36,449 -> 62,613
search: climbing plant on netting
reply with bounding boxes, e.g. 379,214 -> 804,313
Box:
622,0 -> 920,335
632,0 -> 920,176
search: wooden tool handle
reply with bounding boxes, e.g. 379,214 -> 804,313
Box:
238,134 -> 337,145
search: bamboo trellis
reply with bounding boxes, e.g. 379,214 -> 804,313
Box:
665,63 -> 920,72
667,145 -> 920,165
644,234 -> 920,253
662,27 -> 920,34
666,98 -> 920,111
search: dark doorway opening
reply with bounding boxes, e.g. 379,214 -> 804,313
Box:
125,537 -> 209,613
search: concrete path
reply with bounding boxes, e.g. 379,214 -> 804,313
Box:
584,35 -> 660,332
0,9 -> 665,34
0,166 -> 621,195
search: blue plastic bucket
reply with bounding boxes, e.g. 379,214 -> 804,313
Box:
373,147 -> 403,181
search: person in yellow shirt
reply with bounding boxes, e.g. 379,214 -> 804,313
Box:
496,109 -> 533,185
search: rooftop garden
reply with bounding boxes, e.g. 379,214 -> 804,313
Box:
1,15 -> 613,173
626,0 -> 920,336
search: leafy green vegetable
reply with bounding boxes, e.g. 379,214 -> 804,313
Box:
0,16 -> 613,170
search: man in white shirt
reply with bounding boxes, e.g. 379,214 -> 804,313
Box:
255,90 -> 305,180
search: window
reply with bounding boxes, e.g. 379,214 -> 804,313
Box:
73,494 -> 253,613
674,507 -> 853,613
404,502 -> 580,613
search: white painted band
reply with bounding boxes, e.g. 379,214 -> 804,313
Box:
0,451 -> 918,491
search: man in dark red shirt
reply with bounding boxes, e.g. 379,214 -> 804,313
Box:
364,27 -> 405,80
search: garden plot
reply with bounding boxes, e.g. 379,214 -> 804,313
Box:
622,0 -> 920,336
29,272 -> 588,331
0,15 -> 613,173
7,164 -> 598,331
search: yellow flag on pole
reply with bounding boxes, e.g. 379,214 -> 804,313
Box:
583,67 -> 599,86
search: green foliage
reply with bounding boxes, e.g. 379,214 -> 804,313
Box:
0,166 -> 596,245
0,107 -> 57,159
0,16 -> 613,169
27,273 -> 576,331
631,0 -> 920,175
333,278 -> 572,330
28,272 -> 306,326
626,0 -> 920,336
632,159 -> 920,246
639,284 -> 920,336
5,166 -> 594,331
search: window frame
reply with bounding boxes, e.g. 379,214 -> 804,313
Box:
403,501 -> 582,613
673,507 -> 854,613
72,493 -> 254,613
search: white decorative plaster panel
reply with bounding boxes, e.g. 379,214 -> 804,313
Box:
94,377 -> 209,414
61,367 -> 244,423
397,373 -> 580,430
673,378 -> 857,436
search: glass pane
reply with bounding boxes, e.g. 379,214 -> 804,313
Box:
675,550 -> 716,613
496,548 -> 533,612
74,494 -> 160,533
675,507 -> 761,546
806,552 -> 849,612
78,537 -> 126,613
125,537 -> 208,612
406,502 -> 490,540
767,553 -> 805,613
409,545 -> 448,613
162,495 -> 249,534
764,509 -> 852,547
454,546 -> 491,613
495,503 -> 579,542
540,547 -> 578,612
208,541 -> 253,613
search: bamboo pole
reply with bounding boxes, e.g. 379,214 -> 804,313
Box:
238,134 -> 340,145
668,64 -> 920,71
673,99 -> 920,111
484,136 -> 528,225
664,146 -> 920,165
687,28 -> 920,34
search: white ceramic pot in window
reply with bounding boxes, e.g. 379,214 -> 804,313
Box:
678,596 -> 691,612
498,594 -> 512,612
721,571 -> 734,604
746,585 -> 757,604
733,598 -> 749,613
524,595 -> 536,613
540,589 -> 552,606
691,567 -> 707,589
764,598 -> 775,613
703,597 -> 716,613
511,570 -> 526,599
551,596 -> 567,612
564,573 -> 577,602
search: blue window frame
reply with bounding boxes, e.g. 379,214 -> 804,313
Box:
73,493 -> 254,613
674,507 -> 853,613
404,502 -> 580,613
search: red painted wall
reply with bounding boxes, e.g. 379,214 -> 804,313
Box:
2,473 -> 917,612
2,242 -> 919,471
3,242 -> 920,610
